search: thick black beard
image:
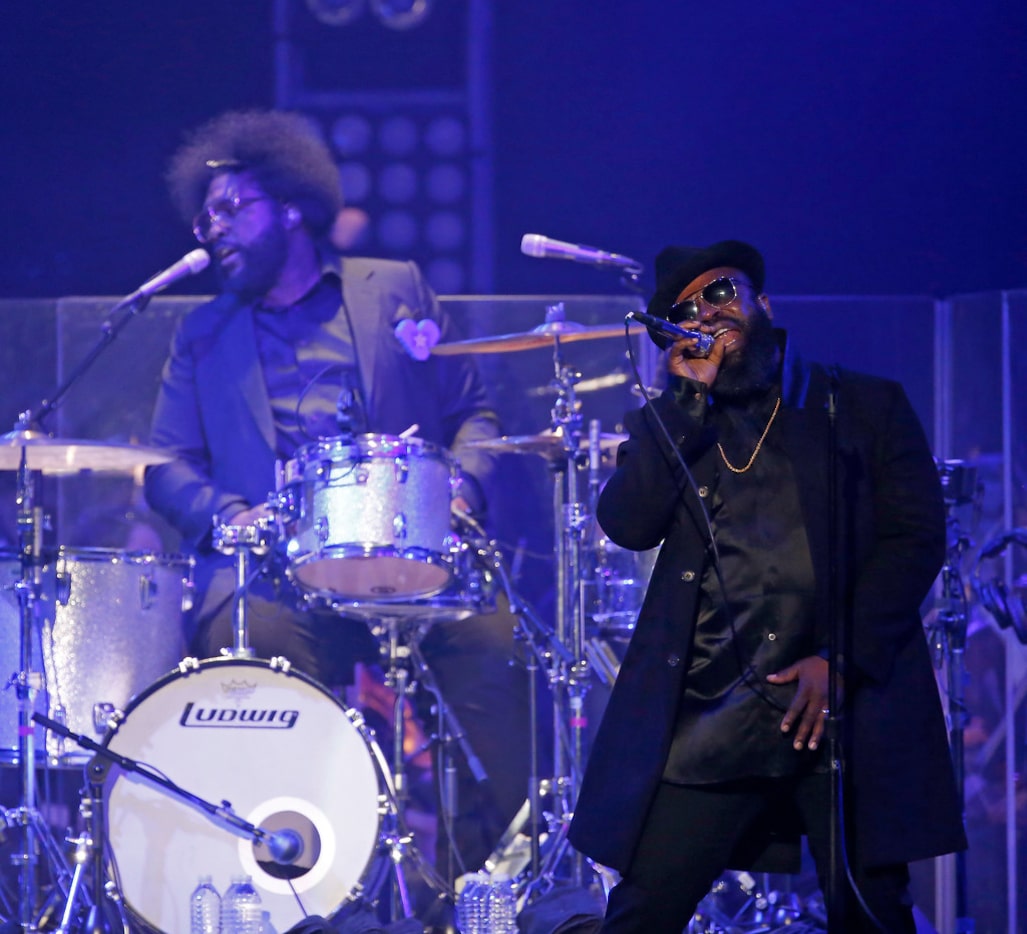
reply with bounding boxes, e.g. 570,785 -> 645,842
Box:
711,308 -> 781,402
219,222 -> 290,301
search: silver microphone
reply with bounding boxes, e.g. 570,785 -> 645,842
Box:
626,310 -> 716,356
126,249 -> 211,304
521,233 -> 642,273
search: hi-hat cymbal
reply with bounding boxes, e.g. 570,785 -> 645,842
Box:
0,430 -> 174,473
465,427 -> 626,461
431,319 -> 644,355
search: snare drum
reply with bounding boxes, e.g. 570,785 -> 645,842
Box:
0,548 -> 192,764
103,657 -> 387,933
281,434 -> 459,601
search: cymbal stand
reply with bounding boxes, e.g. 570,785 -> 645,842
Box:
534,324 -> 601,892
926,460 -> 980,934
6,449 -> 59,931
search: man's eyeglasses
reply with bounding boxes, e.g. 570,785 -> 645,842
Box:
669,276 -> 752,323
192,194 -> 273,244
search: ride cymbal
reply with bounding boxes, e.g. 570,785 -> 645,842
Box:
431,319 -> 644,355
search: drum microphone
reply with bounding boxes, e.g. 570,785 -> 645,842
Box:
626,310 -> 716,356
521,233 -> 643,274
123,249 -> 211,305
262,828 -> 305,865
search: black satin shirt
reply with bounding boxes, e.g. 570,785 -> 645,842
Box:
663,388 -> 826,784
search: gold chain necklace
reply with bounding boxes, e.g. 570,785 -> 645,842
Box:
717,397 -> 782,474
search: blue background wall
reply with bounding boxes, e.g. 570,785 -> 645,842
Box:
1,0 -> 1025,301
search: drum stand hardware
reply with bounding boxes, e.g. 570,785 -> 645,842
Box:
3,452 -> 77,931
471,328 -> 614,903
51,758 -> 127,934
366,614 -> 467,910
212,518 -> 278,658
926,458 -> 982,934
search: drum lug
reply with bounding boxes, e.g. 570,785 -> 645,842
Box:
55,569 -> 71,606
393,458 -> 409,484
92,701 -> 122,734
393,512 -> 408,541
139,570 -> 156,610
269,655 -> 293,672
315,516 -> 330,547
177,656 -> 201,674
181,577 -> 195,613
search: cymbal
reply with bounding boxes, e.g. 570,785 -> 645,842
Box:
0,430 -> 174,473
431,319 -> 645,355
465,427 -> 626,461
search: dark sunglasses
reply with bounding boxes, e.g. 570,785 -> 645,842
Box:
668,276 -> 751,323
192,194 -> 273,244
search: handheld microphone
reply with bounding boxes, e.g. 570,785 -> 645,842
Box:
626,310 -> 716,356
124,249 -> 211,305
521,233 -> 643,273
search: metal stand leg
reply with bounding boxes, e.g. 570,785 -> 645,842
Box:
367,618 -> 454,922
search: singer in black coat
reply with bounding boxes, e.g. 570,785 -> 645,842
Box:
567,240 -> 965,932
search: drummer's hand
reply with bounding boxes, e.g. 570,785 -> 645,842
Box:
452,495 -> 472,517
229,503 -> 273,527
767,655 -> 837,752
667,330 -> 737,387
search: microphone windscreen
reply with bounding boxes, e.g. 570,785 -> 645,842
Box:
521,233 -> 546,257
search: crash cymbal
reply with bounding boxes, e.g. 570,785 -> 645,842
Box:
431,319 -> 645,355
465,427 -> 626,461
0,429 -> 174,473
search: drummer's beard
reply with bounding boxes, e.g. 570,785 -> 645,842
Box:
711,308 -> 782,402
217,223 -> 289,302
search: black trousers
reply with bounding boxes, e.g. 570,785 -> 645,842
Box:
602,774 -> 916,934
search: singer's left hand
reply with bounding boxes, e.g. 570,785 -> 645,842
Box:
767,655 -> 838,751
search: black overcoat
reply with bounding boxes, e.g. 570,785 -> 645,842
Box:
568,348 -> 966,874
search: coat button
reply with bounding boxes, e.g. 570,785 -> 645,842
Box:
681,570 -> 696,582
697,486 -> 709,498
667,654 -> 681,667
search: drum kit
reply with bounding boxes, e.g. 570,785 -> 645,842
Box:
0,299 -> 803,934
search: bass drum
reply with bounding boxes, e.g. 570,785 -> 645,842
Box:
103,658 -> 386,933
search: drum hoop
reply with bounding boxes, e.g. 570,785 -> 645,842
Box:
101,656 -> 356,732
54,545 -> 195,570
290,432 -> 453,469
288,547 -> 454,601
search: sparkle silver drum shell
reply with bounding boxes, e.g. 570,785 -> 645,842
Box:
103,657 -> 386,934
281,433 -> 459,601
0,548 -> 192,764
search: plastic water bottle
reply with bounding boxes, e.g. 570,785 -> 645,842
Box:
189,876 -> 221,934
455,870 -> 490,933
221,875 -> 263,934
486,873 -> 517,933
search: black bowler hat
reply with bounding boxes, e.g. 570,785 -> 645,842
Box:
644,239 -> 765,348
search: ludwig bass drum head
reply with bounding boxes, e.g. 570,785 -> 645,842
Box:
104,658 -> 382,933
